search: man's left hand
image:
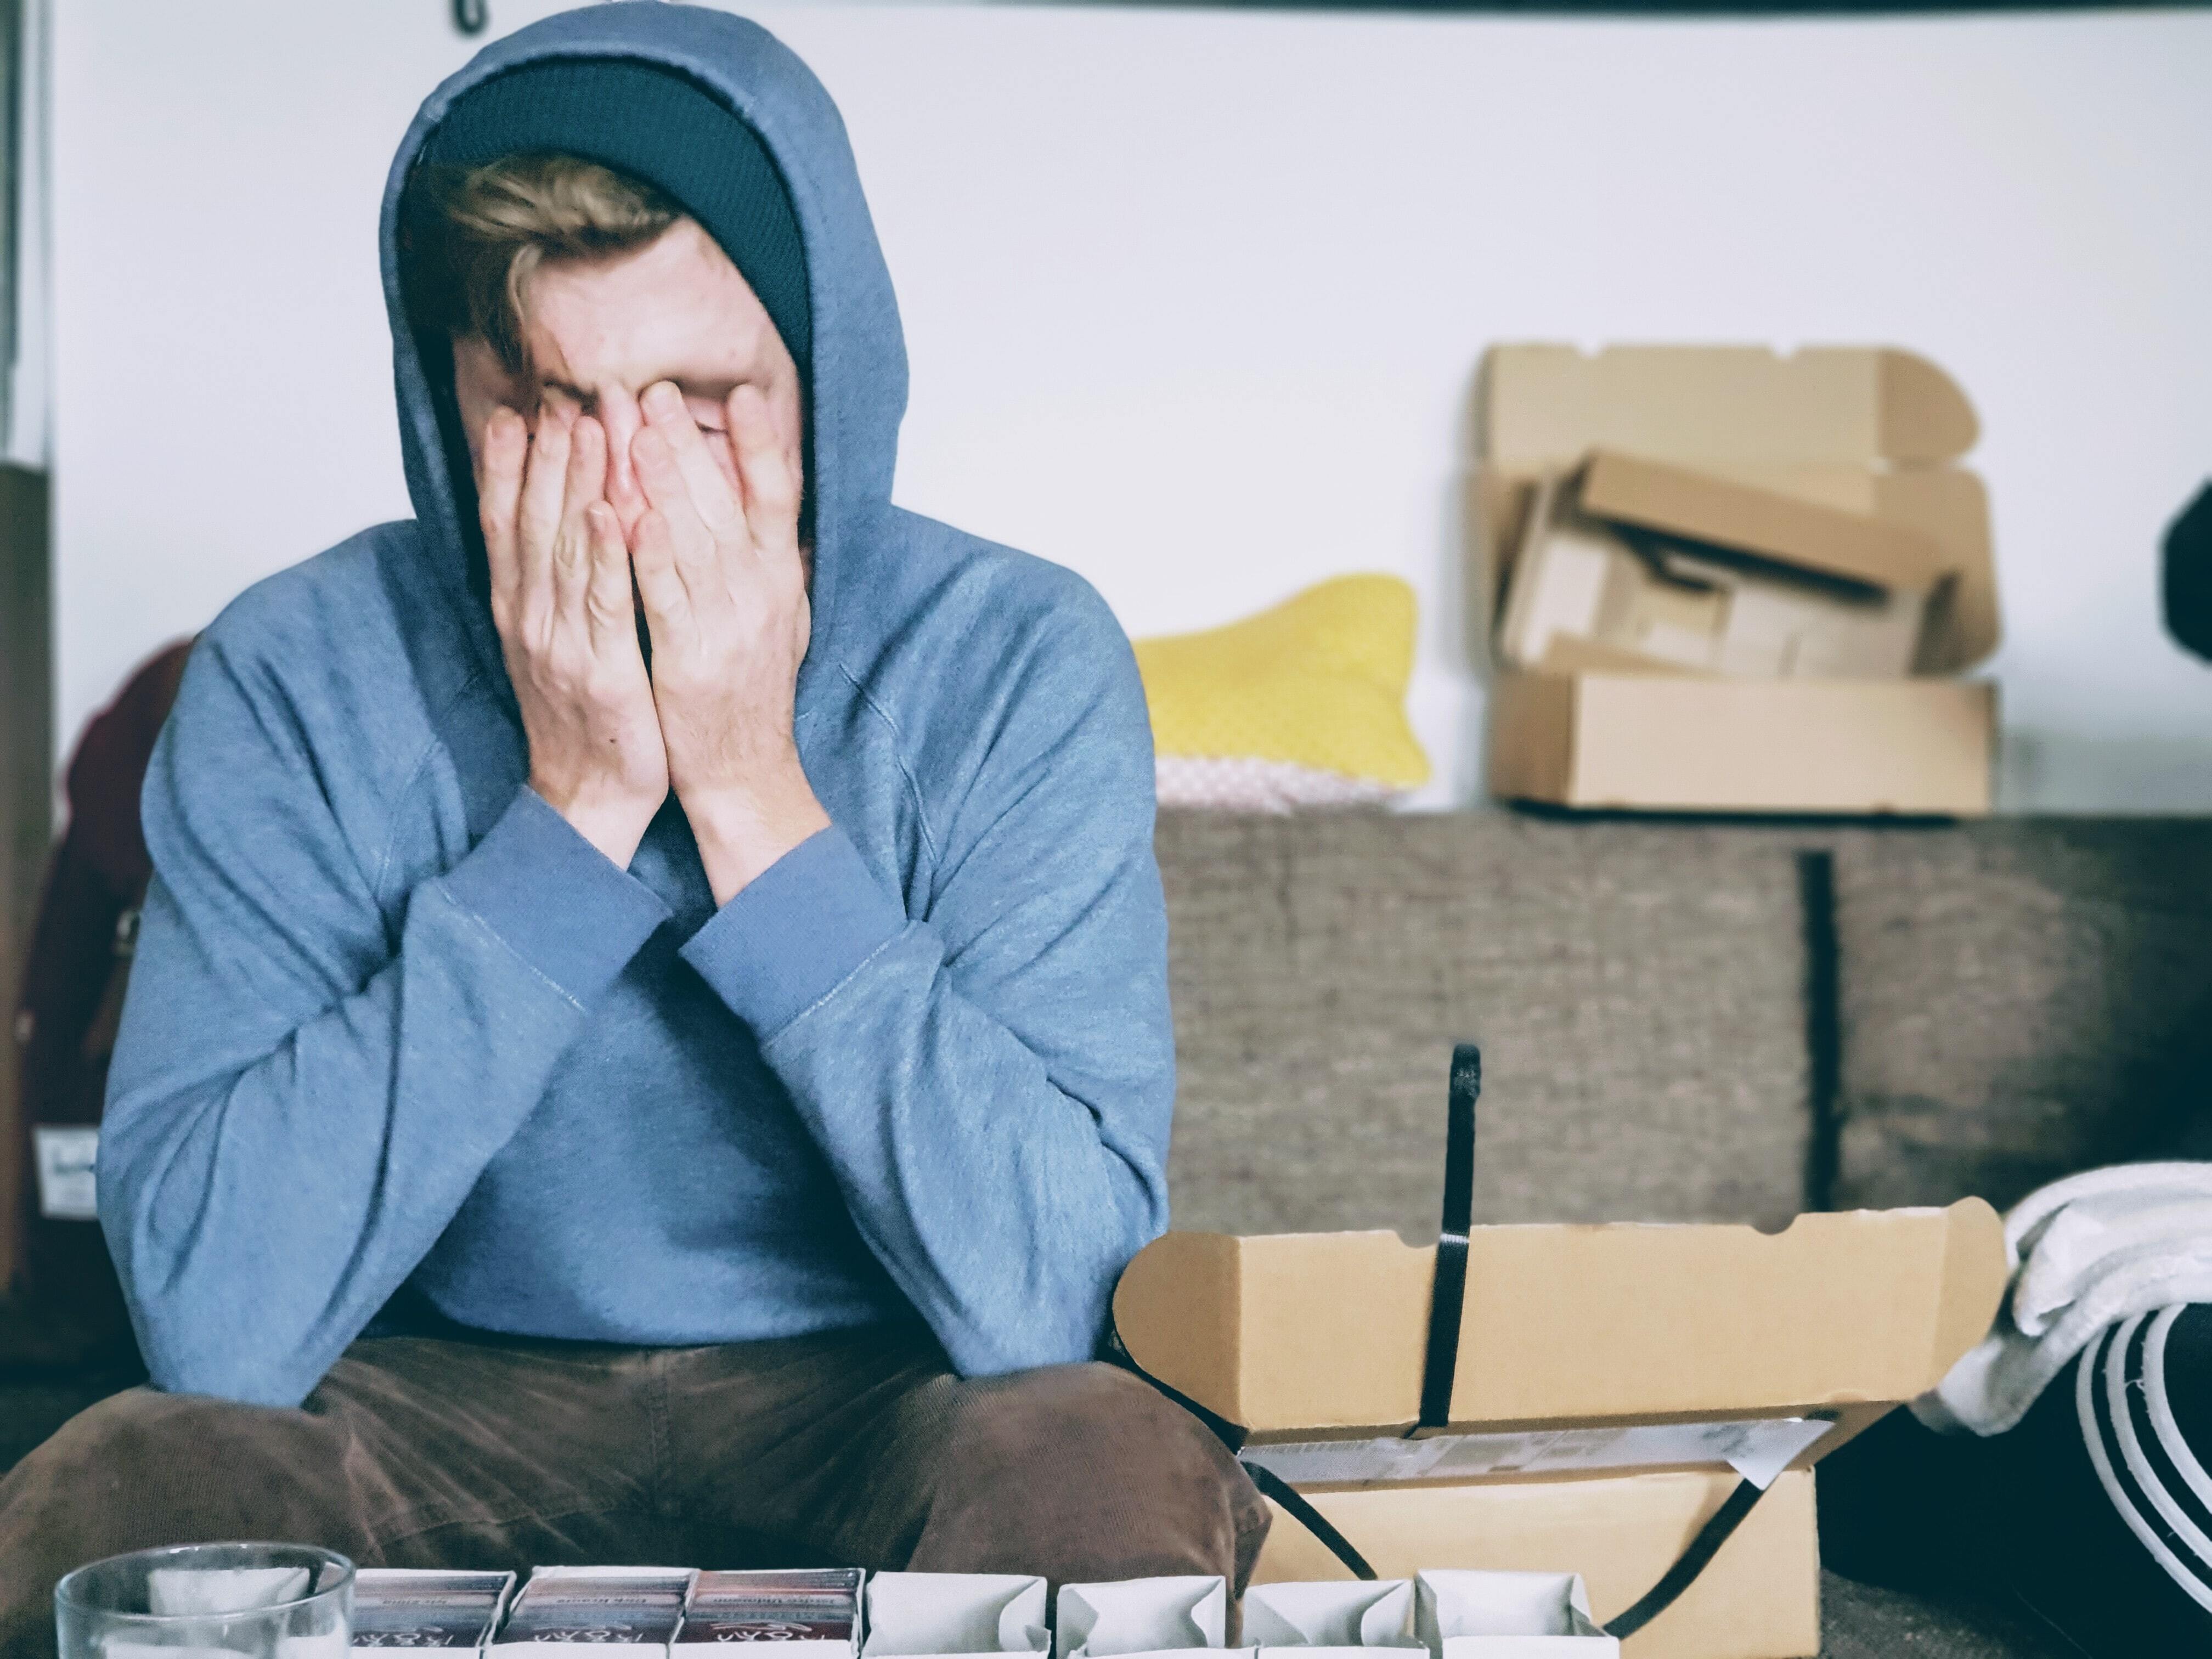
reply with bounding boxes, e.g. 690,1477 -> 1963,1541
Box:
630,378 -> 830,906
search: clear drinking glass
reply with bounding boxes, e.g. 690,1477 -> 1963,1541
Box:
55,1543 -> 354,1659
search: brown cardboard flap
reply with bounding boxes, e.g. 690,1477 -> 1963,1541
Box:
1483,345 -> 1978,470
1578,450 -> 1949,594
1113,1201 -> 2007,1438
1475,343 -> 1998,672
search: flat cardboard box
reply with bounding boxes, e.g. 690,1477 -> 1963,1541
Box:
1487,668 -> 1997,816
1476,345 -> 2000,816
1113,1204 -> 2007,1659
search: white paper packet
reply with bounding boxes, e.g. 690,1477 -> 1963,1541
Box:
105,1637 -> 341,1659
1413,1572 -> 1617,1658
1241,1582 -> 1415,1651
146,1570 -> 312,1618
1053,1578 -> 1226,1659
860,1572 -> 1047,1659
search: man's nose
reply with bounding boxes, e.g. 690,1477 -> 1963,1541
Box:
596,388 -> 647,537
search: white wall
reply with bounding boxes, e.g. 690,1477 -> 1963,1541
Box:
51,0 -> 2212,810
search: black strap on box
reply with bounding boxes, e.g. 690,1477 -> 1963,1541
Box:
1414,1043 -> 1482,1432
1099,1325 -> 1384,1580
1107,1042 -> 1776,1634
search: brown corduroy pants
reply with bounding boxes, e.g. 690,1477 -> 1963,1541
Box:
0,1325 -> 1270,1658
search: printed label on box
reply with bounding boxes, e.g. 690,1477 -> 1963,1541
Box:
32,1126 -> 98,1220
1241,1415 -> 1834,1491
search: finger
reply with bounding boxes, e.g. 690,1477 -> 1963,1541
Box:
727,385 -> 802,563
476,408 -> 528,617
556,415 -> 609,620
629,505 -> 692,643
582,503 -> 640,652
517,398 -> 574,589
630,424 -> 720,596
549,467 -> 595,629
564,414 -> 609,527
640,380 -> 745,541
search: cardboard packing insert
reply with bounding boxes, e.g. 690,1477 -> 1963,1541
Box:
1113,1203 -> 2009,1659
1479,344 -> 2000,816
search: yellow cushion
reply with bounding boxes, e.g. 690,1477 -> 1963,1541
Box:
1133,574 -> 1430,790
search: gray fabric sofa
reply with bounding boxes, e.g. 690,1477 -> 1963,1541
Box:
8,810 -> 2207,1656
1157,808 -> 2212,1658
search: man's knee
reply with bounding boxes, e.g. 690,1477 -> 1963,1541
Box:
931,1363 -> 1209,1470
904,1362 -> 1271,1585
2,1385 -> 354,1580
16,1388 -> 332,1514
0,1389 -> 345,1659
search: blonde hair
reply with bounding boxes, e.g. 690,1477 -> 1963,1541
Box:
402,153 -> 679,377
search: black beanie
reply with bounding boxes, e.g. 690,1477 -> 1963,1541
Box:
421,58 -> 811,383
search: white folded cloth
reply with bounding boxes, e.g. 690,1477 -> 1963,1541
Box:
1915,1161 -> 2212,1436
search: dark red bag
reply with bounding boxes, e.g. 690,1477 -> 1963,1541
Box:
3,640 -> 194,1369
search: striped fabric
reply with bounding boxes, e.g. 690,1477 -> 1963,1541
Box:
2078,1306 -> 2212,1618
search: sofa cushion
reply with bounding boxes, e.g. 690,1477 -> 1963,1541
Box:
1154,811 -> 1815,1236
1830,820 -> 2212,1212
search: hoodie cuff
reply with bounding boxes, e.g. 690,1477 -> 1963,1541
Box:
680,826 -> 906,1036
439,786 -> 671,1004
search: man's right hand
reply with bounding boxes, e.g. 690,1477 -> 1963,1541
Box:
478,401 -> 670,869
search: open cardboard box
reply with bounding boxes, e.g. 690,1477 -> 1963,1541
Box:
1113,1203 -> 2008,1659
1476,345 -> 2000,816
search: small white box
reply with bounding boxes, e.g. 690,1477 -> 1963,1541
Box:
353,1570 -> 517,1652
1241,1581 -> 1418,1656
1053,1578 -> 1229,1659
860,1573 -> 1047,1659
674,1569 -> 862,1657
492,1568 -> 692,1656
1413,1572 -> 1616,1659
32,1125 -> 99,1220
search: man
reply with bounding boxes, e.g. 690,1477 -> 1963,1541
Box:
0,4 -> 1265,1647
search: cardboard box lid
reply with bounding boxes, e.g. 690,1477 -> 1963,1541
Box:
1483,345 -> 1976,470
1576,450 -> 1949,596
1475,345 -> 1999,672
1112,1201 -> 2006,1438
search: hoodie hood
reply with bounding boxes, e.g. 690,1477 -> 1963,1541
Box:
379,1 -> 909,706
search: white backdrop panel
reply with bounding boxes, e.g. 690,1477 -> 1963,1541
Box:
51,0 -> 2212,808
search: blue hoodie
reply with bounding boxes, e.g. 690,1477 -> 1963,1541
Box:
98,2 -> 1174,1410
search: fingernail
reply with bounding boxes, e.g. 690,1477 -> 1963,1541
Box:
643,381 -> 682,419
